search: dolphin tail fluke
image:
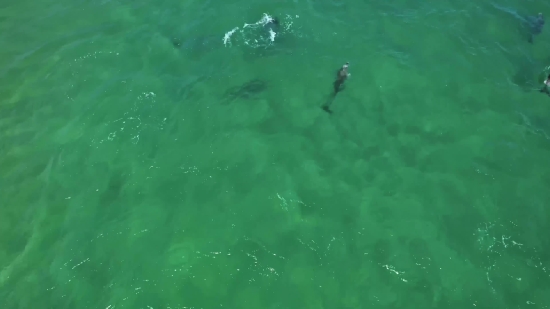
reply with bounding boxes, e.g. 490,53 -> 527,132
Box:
322,94 -> 337,114
322,105 -> 333,114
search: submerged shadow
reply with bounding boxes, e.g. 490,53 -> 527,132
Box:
511,60 -> 550,98
224,79 -> 268,101
490,3 -> 545,43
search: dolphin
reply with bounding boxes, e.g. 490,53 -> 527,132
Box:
322,62 -> 350,114
526,13 -> 544,43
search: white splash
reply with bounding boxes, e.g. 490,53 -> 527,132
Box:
223,27 -> 239,46
243,13 -> 274,28
223,13 -> 297,48
269,29 -> 276,42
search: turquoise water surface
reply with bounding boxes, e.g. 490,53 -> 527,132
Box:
1,0 -> 550,308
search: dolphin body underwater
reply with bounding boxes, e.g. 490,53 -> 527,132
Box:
526,12 -> 545,43
322,62 -> 350,114
264,17 -> 280,34
491,4 -> 545,44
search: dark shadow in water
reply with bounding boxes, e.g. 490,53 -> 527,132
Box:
510,53 -> 549,97
99,169 -> 127,206
321,67 -> 349,114
321,93 -> 337,114
490,3 -> 545,44
224,79 -> 267,101
512,64 -> 550,99
524,14 -> 545,44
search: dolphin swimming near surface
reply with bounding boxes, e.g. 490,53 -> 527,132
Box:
264,17 -> 280,34
489,4 -> 545,44
322,62 -> 350,114
526,12 -> 544,43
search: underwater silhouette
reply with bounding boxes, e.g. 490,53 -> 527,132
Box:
322,62 -> 350,114
224,79 -> 268,101
526,13 -> 544,43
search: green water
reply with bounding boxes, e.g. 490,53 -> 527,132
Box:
1,0 -> 550,307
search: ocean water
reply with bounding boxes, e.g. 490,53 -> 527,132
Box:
1,0 -> 550,308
